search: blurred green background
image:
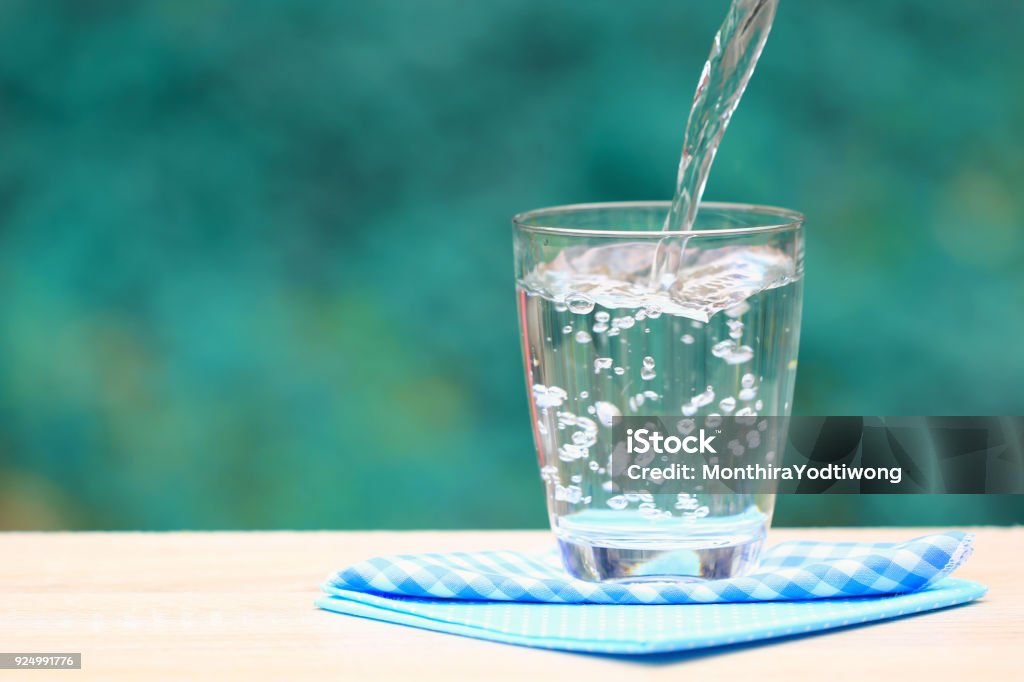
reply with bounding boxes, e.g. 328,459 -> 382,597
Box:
0,0 -> 1021,530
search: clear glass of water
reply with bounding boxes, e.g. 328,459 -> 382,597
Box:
514,202 -> 804,582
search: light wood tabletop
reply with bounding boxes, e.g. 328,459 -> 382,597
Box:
0,527 -> 1020,680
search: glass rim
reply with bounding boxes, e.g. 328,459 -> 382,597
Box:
512,201 -> 804,238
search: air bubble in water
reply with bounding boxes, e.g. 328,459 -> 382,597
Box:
613,316 -> 635,330
711,339 -> 754,364
558,444 -> 586,461
588,460 -> 599,471
566,294 -> 595,314
638,502 -> 659,517
613,366 -> 625,376
644,305 -> 663,319
532,384 -> 568,408
594,401 -> 621,427
719,396 -> 737,413
675,493 -> 697,511
606,495 -> 629,510
712,340 -> 733,357
575,331 -> 592,344
727,319 -> 744,340
741,373 -> 756,388
681,334 -> 695,345
579,390 -> 589,399
571,474 -> 582,484
594,357 -> 613,373
562,325 -> 572,334
739,387 -> 757,401
555,484 -> 583,503
592,323 -> 609,334
692,386 -> 715,407
595,311 -> 610,323
564,414 -> 598,449
640,356 -> 656,381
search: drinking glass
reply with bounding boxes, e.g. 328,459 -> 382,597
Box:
513,202 -> 804,582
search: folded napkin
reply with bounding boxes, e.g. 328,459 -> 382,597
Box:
317,531 -> 985,654
326,531 -> 974,604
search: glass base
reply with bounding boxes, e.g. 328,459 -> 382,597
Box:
557,534 -> 765,582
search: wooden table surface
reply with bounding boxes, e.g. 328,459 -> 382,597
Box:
1,527 -> 1020,680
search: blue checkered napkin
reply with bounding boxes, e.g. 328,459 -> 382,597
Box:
324,531 -> 974,604
318,579 -> 985,654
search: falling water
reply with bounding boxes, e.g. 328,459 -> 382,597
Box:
663,0 -> 778,233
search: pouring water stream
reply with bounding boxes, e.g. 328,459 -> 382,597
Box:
652,0 -> 778,284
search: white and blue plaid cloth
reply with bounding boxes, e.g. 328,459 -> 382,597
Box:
317,531 -> 985,654
325,531 -> 974,604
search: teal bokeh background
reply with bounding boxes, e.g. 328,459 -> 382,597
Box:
1,0 -> 1022,529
